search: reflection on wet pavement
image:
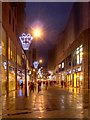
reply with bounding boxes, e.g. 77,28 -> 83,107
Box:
2,86 -> 90,118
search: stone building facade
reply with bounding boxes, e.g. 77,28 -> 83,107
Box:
2,2 -> 28,95
55,3 -> 90,89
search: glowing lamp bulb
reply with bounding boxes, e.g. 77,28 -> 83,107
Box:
33,28 -> 42,38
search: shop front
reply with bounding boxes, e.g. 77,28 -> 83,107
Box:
9,65 -> 15,91
66,74 -> 73,87
2,59 -> 7,94
2,27 -> 7,94
17,69 -> 25,88
73,71 -> 83,88
66,66 -> 83,88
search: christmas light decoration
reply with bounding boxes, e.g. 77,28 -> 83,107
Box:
19,33 -> 33,50
38,68 -> 42,78
33,61 -> 39,69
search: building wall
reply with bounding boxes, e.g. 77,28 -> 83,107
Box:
0,3 -> 2,115
2,2 -> 26,95
55,2 -> 90,89
88,2 -> 90,89
48,47 -> 56,71
56,3 -> 89,65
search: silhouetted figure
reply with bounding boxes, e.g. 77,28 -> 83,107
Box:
38,81 -> 41,93
50,81 -> 51,86
21,82 -> 23,88
46,81 -> 48,90
61,81 -> 63,88
30,82 -> 34,92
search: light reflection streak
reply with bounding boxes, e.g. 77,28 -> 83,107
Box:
18,89 -> 23,97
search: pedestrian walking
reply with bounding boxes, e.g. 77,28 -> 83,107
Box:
30,82 -> 34,92
34,82 -> 36,91
46,81 -> 48,90
50,81 -> 52,86
61,80 -> 63,88
38,81 -> 41,93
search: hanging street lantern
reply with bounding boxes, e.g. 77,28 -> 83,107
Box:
19,33 -> 33,50
19,33 -> 33,96
33,61 -> 39,69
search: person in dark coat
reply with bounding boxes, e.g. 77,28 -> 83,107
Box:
30,82 -> 34,92
38,81 -> 41,93
46,81 -> 48,90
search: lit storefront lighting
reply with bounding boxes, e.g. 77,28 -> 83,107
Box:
80,76 -> 83,81
59,64 -> 61,68
33,69 -> 35,72
62,62 -> 64,68
3,62 -> 7,70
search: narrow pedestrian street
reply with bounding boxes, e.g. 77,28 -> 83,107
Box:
2,85 -> 90,118
1,2 -> 90,119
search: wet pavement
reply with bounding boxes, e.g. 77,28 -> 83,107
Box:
2,85 -> 90,118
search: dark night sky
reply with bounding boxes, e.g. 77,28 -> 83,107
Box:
25,2 -> 73,65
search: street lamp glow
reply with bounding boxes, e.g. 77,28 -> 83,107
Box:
33,28 -> 42,38
39,59 -> 43,63
33,69 -> 35,72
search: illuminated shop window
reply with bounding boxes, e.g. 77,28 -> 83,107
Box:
8,37 -> 11,60
80,45 -> 83,48
77,54 -> 79,64
73,45 -> 83,66
12,45 -> 16,63
17,54 -> 22,66
10,41 -> 13,60
58,64 -> 61,68
76,45 -> 83,65
2,27 -> 6,56
80,47 -> 83,52
76,48 -> 79,55
9,40 -> 16,63
62,62 -> 64,68
80,52 -> 83,64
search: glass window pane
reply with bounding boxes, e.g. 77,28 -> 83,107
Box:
8,37 -> 10,60
80,52 -> 83,63
80,48 -> 83,52
77,54 -> 79,64
80,45 -> 83,48
2,27 -> 6,56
